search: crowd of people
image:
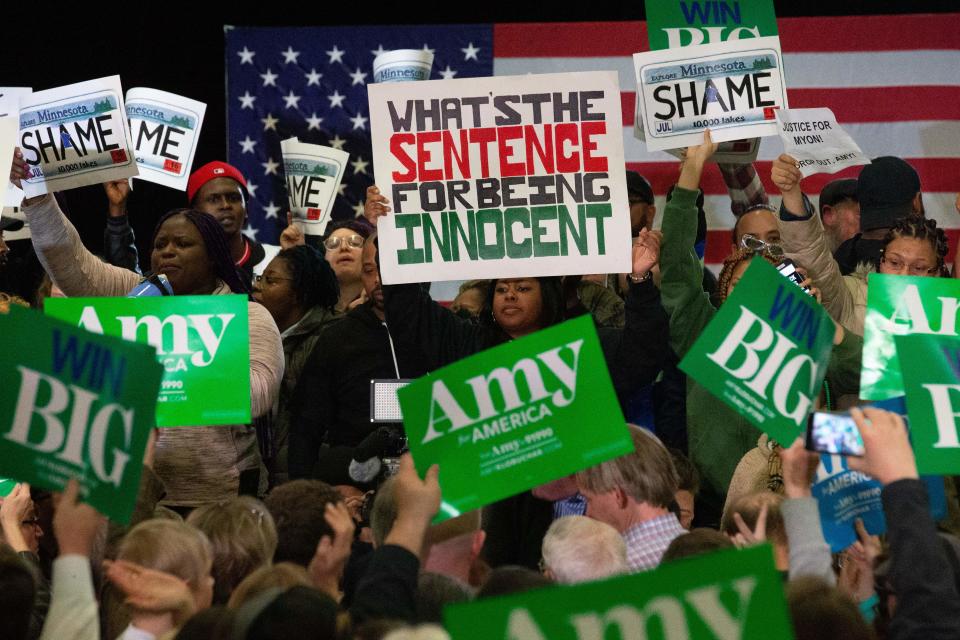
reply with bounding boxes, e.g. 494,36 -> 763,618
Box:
0,121 -> 958,640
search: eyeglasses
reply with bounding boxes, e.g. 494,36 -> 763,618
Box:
201,191 -> 244,207
324,234 -> 364,251
880,254 -> 938,276
740,234 -> 785,260
254,274 -> 293,286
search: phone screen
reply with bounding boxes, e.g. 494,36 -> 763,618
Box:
776,260 -> 812,295
806,411 -> 865,456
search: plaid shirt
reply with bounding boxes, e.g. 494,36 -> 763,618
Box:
622,513 -> 686,572
718,162 -> 769,218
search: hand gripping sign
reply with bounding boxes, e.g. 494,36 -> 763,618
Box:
18,76 -> 138,197
776,108 -> 869,177
280,138 -> 349,236
126,88 -> 206,191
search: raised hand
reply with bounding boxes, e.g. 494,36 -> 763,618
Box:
847,407 -> 918,485
279,211 -> 306,249
52,479 -> 105,557
631,229 -> 662,279
363,185 -> 391,226
779,438 -> 820,499
104,559 -> 197,624
308,501 -> 357,599
677,130 -> 718,191
104,179 -> 130,217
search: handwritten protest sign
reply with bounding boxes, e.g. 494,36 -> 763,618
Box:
45,296 -> 250,427
633,36 -> 788,152
126,88 -> 206,191
399,315 -> 632,523
281,138 -> 348,235
680,258 -> 835,445
776,108 -> 869,177
897,334 -> 960,475
861,274 -> 960,400
369,71 -> 631,284
18,76 -> 137,197
444,545 -> 793,640
0,306 -> 162,523
1,87 -> 30,207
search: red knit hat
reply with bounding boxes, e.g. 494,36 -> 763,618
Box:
187,161 -> 248,204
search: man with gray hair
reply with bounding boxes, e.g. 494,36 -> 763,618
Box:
576,424 -> 684,572
540,515 -> 627,584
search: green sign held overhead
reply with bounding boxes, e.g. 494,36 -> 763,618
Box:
0,306 -> 162,523
679,258 -> 835,445
444,544 -> 794,639
45,295 -> 251,427
645,0 -> 779,50
399,315 -> 633,523
897,334 -> 960,476
861,275 -> 960,401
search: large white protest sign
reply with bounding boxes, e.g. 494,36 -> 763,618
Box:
126,88 -> 206,191
0,118 -> 19,219
280,138 -> 348,236
369,71 -> 631,285
18,76 -> 137,197
633,36 -> 788,152
776,108 -> 870,177
1,88 -> 31,207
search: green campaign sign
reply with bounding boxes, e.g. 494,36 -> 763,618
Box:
897,334 -> 960,475
444,544 -> 793,639
679,258 -> 835,445
861,275 -> 960,401
645,0 -> 779,50
0,306 -> 162,523
45,295 -> 250,427
399,315 -> 632,523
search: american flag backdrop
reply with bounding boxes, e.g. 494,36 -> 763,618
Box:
225,15 -> 960,275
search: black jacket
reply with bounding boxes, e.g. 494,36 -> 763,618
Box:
288,302 -> 429,482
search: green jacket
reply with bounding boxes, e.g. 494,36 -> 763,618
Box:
660,187 -> 863,523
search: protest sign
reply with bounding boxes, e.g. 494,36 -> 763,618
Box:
399,315 -> 632,523
0,118 -> 18,211
280,138 -> 348,235
811,453 -> 885,552
645,0 -> 779,50
0,306 -> 162,523
126,88 -> 206,191
368,71 -> 631,285
45,296 -> 250,427
444,544 -> 793,639
2,87 -> 31,207
18,76 -> 137,197
373,49 -> 434,83
861,274 -> 960,400
633,36 -> 788,152
897,334 -> 960,475
679,258 -> 835,445
776,108 -> 869,177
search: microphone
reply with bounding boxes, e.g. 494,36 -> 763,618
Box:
127,273 -> 174,297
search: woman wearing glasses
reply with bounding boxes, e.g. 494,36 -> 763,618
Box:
321,221 -> 370,313
772,153 -> 949,336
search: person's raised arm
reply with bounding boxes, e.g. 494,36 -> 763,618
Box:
779,438 -> 835,584
102,179 -> 141,273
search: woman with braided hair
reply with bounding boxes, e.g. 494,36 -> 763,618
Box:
879,216 -> 950,278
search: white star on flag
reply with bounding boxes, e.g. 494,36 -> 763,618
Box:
305,68 -> 323,86
326,45 -> 345,64
263,202 -> 280,219
239,136 -> 257,154
306,112 -> 323,130
329,135 -> 346,150
281,46 -> 301,64
328,90 -> 346,109
337,183 -> 348,196
261,113 -> 279,131
238,91 -> 256,109
246,182 -> 259,198
242,224 -> 260,240
439,66 -> 458,79
349,68 -> 368,86
260,69 -> 279,87
371,44 -> 387,57
283,91 -> 302,109
351,156 -> 369,175
422,44 -> 435,55
461,42 -> 480,61
237,46 -> 255,64
262,158 -> 280,176
350,112 -> 368,130
353,201 -> 365,217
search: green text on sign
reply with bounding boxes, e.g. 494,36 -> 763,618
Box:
645,0 -> 779,50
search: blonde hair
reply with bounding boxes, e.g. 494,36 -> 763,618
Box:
117,519 -> 213,587
187,496 -> 278,605
576,424 -> 678,508
226,562 -> 311,609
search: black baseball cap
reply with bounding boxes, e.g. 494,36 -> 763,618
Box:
818,178 -> 858,215
626,171 -> 654,205
857,157 -> 921,231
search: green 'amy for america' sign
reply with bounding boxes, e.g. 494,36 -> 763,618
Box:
861,274 -> 960,401
897,334 -> 960,475
0,306 -> 162,523
45,295 -> 250,427
399,315 -> 632,523
680,258 -> 835,445
444,544 -> 794,639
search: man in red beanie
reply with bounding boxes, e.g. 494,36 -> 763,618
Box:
186,160 -> 266,286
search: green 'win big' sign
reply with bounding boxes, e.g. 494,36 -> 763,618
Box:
679,258 -> 835,446
399,315 -> 632,523
645,0 -> 779,50
444,544 -> 794,639
0,306 -> 162,523
45,295 -> 251,427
